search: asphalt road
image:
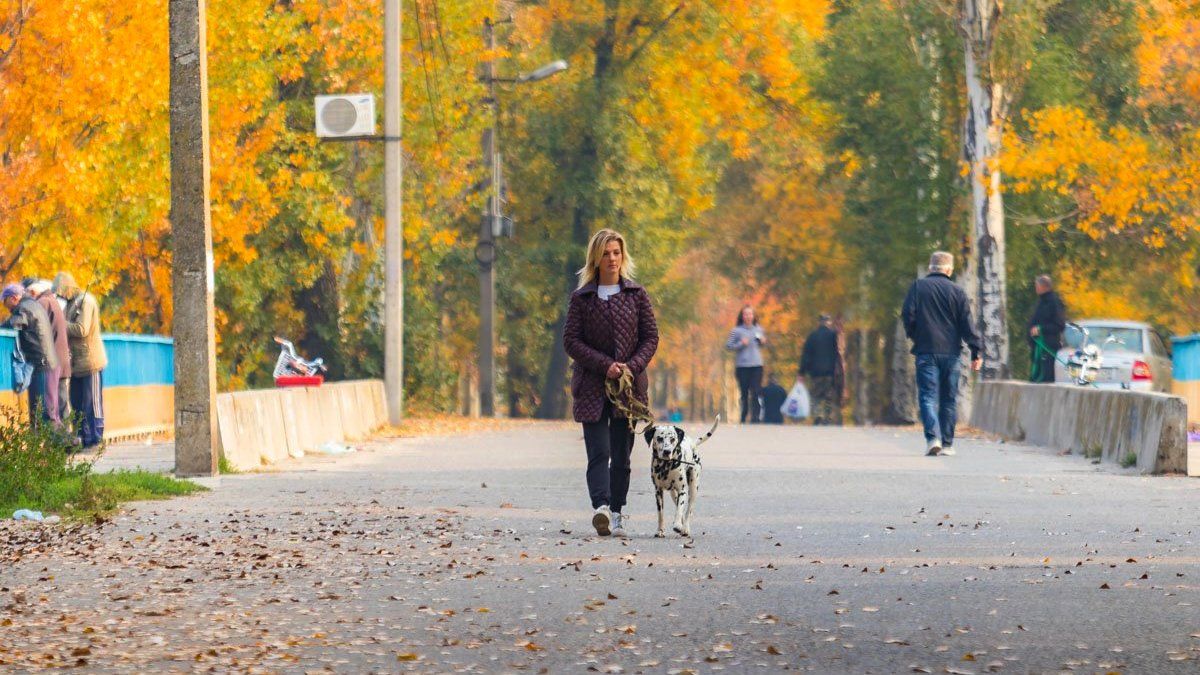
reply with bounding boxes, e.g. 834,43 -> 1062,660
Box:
2,421 -> 1199,673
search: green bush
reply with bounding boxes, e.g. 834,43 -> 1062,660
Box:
0,405 -> 90,511
0,405 -> 205,519
1120,451 -> 1138,469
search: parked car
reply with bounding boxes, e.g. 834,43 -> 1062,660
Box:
1054,320 -> 1173,392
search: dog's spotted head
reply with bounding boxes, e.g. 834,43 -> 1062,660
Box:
643,424 -> 685,461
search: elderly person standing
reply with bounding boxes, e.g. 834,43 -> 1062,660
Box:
901,252 -> 982,457
1028,274 -> 1067,383
564,229 -> 659,538
2,284 -> 60,427
25,279 -> 72,425
726,305 -> 766,424
53,272 -> 108,449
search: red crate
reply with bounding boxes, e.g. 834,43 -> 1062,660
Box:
275,375 -> 324,387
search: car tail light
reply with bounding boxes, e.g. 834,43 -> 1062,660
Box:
1132,360 -> 1152,381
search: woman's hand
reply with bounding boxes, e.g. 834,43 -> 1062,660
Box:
607,362 -> 625,379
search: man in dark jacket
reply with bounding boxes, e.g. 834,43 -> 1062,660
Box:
25,279 -> 72,423
901,252 -> 982,457
1028,275 -> 1067,383
2,284 -> 60,426
798,314 -> 842,425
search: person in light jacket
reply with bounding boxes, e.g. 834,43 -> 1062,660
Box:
563,229 -> 659,538
54,272 -> 108,449
726,305 -> 766,424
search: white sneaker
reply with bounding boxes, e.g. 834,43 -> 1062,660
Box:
940,446 -> 956,456
925,438 -> 942,456
612,512 -> 627,537
592,505 -> 612,536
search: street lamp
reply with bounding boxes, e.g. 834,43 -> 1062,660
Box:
477,18 -> 568,418
516,60 -> 569,83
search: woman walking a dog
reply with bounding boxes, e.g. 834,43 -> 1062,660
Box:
564,229 -> 659,537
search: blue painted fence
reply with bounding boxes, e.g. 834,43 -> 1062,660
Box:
1171,334 -> 1200,382
0,329 -> 173,390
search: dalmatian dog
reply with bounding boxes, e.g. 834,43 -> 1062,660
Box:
643,416 -> 719,538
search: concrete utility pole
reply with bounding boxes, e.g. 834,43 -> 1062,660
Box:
168,0 -> 218,477
477,17 -> 499,418
384,0 -> 405,424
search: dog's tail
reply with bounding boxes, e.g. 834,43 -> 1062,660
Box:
693,414 -> 721,447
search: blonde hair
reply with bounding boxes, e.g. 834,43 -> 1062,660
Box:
577,228 -> 636,289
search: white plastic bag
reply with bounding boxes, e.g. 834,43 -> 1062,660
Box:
781,382 -> 810,420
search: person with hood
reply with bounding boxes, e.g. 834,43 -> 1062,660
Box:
2,284 -> 60,426
24,279 -> 72,424
1028,275 -> 1067,383
53,272 -> 108,449
759,374 -> 788,424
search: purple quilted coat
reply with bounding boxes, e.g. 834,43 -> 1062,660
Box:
564,279 -> 659,423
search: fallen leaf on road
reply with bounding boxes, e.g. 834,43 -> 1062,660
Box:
396,652 -> 422,662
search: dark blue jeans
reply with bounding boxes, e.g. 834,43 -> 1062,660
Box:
915,354 -> 961,446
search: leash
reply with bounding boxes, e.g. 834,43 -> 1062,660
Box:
1031,334 -> 1071,380
605,367 -> 656,433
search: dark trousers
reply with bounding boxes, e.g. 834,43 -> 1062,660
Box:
583,402 -> 634,513
1031,346 -> 1057,383
70,370 -> 105,448
915,354 -> 961,446
808,374 -> 839,425
27,366 -> 61,427
735,366 -> 763,424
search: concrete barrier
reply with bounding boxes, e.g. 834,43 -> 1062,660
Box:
970,381 -> 1189,475
216,380 -> 388,471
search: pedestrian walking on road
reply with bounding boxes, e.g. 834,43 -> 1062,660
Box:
564,229 -> 659,538
901,252 -> 982,457
726,305 -> 766,424
799,314 -> 842,425
53,272 -> 108,449
25,279 -> 72,426
2,284 -> 60,427
1028,275 -> 1066,383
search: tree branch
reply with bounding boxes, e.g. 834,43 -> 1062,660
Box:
624,3 -> 684,68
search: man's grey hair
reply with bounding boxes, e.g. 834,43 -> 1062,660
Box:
1035,274 -> 1052,289
928,251 -> 954,273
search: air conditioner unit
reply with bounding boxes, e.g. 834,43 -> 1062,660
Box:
314,94 -> 376,138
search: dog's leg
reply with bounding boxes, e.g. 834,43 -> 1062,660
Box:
672,481 -> 687,535
683,468 -> 699,537
655,488 -> 665,538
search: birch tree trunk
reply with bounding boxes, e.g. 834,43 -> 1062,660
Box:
960,0 -> 1010,380
887,316 -> 918,424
